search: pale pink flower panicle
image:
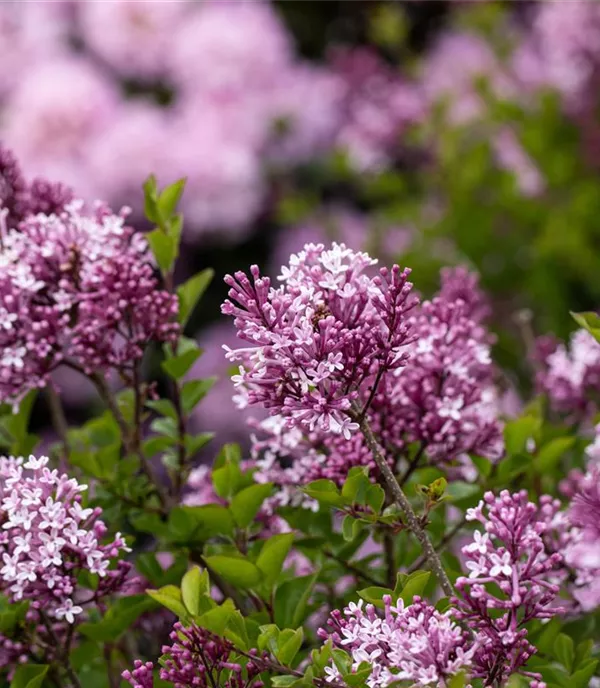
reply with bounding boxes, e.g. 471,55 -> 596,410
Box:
319,595 -> 474,687
222,243 -> 415,439
455,490 -> 563,686
0,455 -> 130,623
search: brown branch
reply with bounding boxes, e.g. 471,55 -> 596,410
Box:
352,403 -> 455,599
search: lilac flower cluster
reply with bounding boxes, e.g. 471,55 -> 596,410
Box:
0,455 -> 130,623
0,171 -> 179,404
535,329 -> 600,418
123,623 -> 266,688
329,47 -> 422,172
319,595 -> 474,687
564,464 -> 600,610
0,143 -> 73,226
225,250 -> 502,506
379,271 -> 502,465
455,490 -> 563,686
223,242 -> 415,439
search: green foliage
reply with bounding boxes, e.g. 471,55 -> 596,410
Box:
10,665 -> 49,688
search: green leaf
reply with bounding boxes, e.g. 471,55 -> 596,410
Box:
78,595 -> 155,642
147,228 -> 177,275
10,664 -> 49,688
277,628 -> 304,666
181,378 -> 217,415
158,178 -> 186,221
214,443 -> 242,469
365,484 -> 385,513
341,467 -> 370,504
143,175 -> 159,223
536,437 -> 575,472
357,586 -> 393,609
303,479 -> 346,508
571,311 -> 600,344
256,533 -> 295,588
343,663 -> 372,687
168,505 -> 234,544
573,639 -> 594,670
447,671 -> 467,688
147,585 -> 190,621
212,462 -> 242,500
162,347 -> 202,380
571,660 -> 599,688
230,482 -> 273,528
143,435 -> 175,457
554,633 -> 575,672
394,570 -> 431,604
178,269 -> 214,327
196,603 -> 235,636
274,572 -> 318,628
181,567 -> 210,616
470,455 -> 492,478
342,515 -> 362,542
332,649 -> 352,675
204,555 -> 262,589
223,609 -> 250,650
185,432 -> 214,457
446,481 -> 481,504
146,399 -> 177,419
504,416 -> 540,455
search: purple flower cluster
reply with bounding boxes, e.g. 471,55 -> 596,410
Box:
319,595 -> 474,687
379,277 -> 502,465
535,329 -> 600,418
455,490 -> 563,686
225,251 -> 502,506
564,465 -> 600,610
0,179 -> 179,404
223,243 -> 415,439
329,47 -> 422,172
0,455 -> 130,623
123,623 -> 266,688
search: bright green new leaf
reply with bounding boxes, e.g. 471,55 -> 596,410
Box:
162,347 -> 202,380
158,178 -> 186,221
181,378 -> 217,415
256,533 -> 295,588
147,228 -> 176,275
178,268 -> 214,327
394,570 -> 431,604
358,585 -> 393,609
147,585 -> 190,621
277,628 -> 304,666
181,567 -> 210,616
230,482 -> 274,528
274,572 -> 318,628
10,664 -> 49,688
204,555 -> 262,589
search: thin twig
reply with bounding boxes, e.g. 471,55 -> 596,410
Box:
352,403 -> 455,599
